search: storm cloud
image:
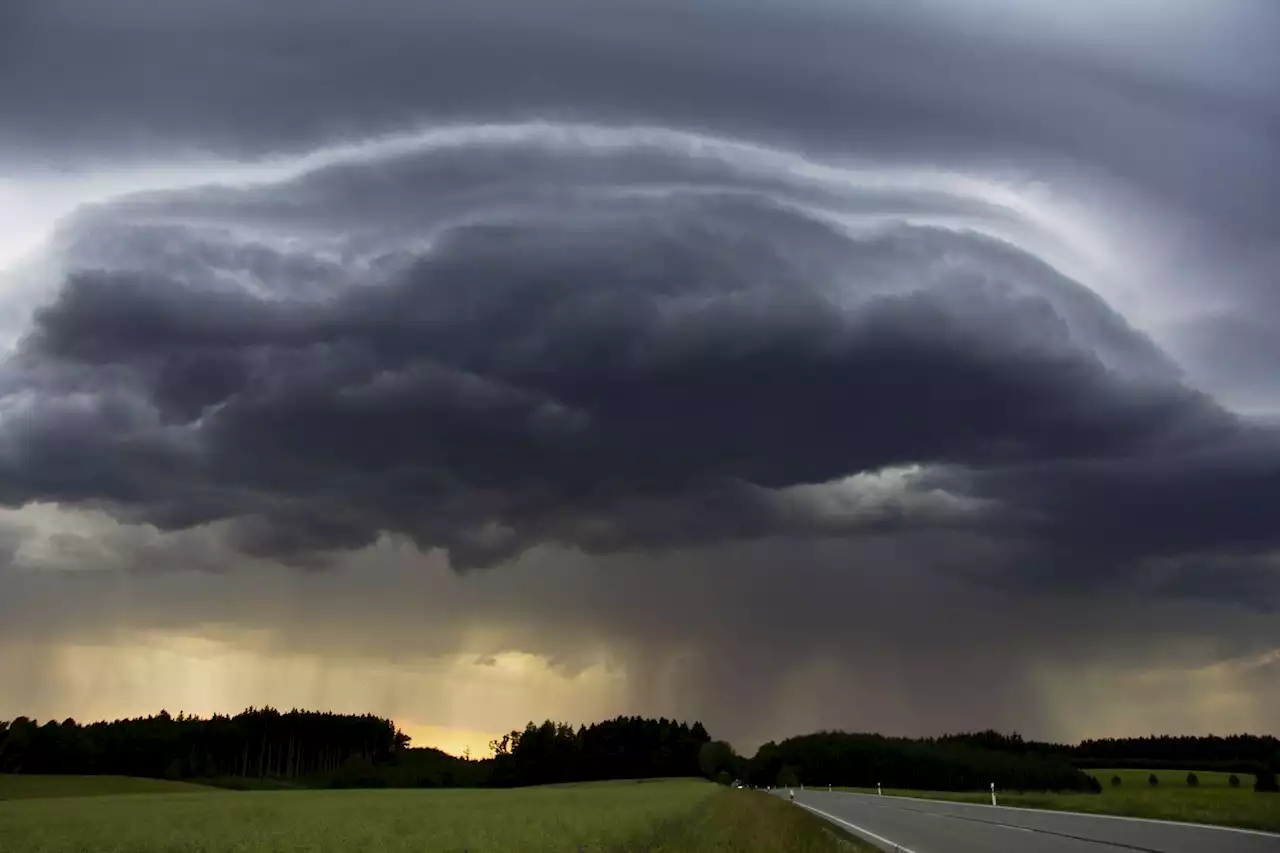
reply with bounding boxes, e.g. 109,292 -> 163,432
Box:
1,0 -> 1278,749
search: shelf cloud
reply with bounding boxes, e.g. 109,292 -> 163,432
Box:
1,0 -> 1277,750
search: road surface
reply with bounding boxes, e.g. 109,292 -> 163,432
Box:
772,789 -> 1280,853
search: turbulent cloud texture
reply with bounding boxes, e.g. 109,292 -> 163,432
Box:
1,0 -> 1278,748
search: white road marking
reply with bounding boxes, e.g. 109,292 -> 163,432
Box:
797,802 -> 923,853
826,791 -> 1280,839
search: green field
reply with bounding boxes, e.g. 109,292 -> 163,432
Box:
0,777 -> 873,853
1087,767 -> 1241,788
0,775 -> 215,800
834,767 -> 1279,833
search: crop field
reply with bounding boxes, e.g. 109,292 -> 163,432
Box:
835,767 -> 1279,833
1087,767 -> 1240,788
0,774 -> 215,800
0,777 -> 873,853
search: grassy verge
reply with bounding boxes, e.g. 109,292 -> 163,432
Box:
0,774 -> 215,800
617,789 -> 876,853
833,770 -> 1280,834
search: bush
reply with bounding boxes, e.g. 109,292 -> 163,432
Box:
1186,772 -> 1199,787
1229,774 -> 1241,788
1110,775 -> 1121,788
715,771 -> 732,786
1148,773 -> 1159,787
331,755 -> 387,789
1255,770 -> 1279,793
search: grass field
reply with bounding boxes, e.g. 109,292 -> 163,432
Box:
1087,767 -> 1241,788
0,775 -> 215,800
834,767 -> 1280,833
0,777 -> 874,853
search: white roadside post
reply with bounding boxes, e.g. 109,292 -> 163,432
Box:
990,782 -> 997,806
828,783 -> 832,792
877,782 -> 882,796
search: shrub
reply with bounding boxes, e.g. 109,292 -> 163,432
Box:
1229,774 -> 1241,788
331,755 -> 387,789
1148,773 -> 1159,787
1110,775 -> 1121,788
1255,770 -> 1280,793
715,771 -> 732,786
1186,772 -> 1199,787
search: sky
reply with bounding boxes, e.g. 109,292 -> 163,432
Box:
1,0 -> 1278,758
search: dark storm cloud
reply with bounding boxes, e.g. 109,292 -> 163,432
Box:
1,0 -> 1278,750
1,130 -> 1276,585
4,0 -> 1276,223
5,0 -> 1276,405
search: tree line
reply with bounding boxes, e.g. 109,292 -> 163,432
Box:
734,731 -> 1100,792
486,716 -> 711,786
4,710 -> 1275,794
700,729 -> 1280,794
320,716 -> 715,788
0,708 -> 406,783
0,710 -> 710,789
1069,734 -> 1280,775
931,731 -> 1280,775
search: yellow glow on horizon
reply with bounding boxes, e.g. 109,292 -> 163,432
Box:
0,629 -> 630,758
397,722 -> 504,759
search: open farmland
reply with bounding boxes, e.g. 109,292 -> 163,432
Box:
1087,767 -> 1241,788
0,778 -> 872,853
0,774 -> 215,800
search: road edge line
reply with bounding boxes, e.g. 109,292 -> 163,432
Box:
828,791 -> 1280,838
797,802 -> 921,853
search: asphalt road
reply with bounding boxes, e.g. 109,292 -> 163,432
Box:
770,789 -> 1280,853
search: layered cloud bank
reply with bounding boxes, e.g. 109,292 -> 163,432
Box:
1,0 -> 1277,749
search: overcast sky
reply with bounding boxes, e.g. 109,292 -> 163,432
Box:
1,0 -> 1278,756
